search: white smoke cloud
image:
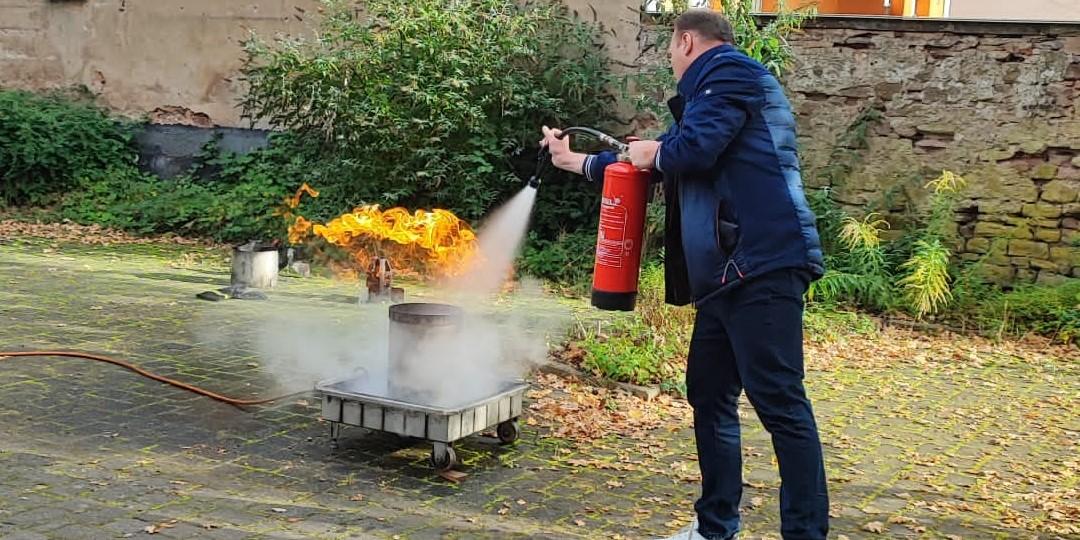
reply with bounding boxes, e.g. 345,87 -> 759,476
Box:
196,186 -> 569,408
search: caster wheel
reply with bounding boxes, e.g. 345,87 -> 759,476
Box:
431,445 -> 458,472
496,420 -> 521,445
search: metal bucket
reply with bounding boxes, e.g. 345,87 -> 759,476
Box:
387,303 -> 463,402
231,242 -> 279,289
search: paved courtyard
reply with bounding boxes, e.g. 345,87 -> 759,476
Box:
0,232 -> 1077,539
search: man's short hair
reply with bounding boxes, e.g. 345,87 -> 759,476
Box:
674,9 -> 735,44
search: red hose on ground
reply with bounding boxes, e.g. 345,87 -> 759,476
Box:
0,350 -> 294,407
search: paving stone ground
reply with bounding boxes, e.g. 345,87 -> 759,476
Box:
0,236 -> 1077,540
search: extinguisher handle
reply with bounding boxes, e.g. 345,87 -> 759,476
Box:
615,136 -> 640,163
554,126 -> 630,154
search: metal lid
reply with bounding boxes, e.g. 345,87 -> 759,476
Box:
388,303 -> 463,325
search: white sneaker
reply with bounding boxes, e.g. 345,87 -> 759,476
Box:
653,519 -> 737,540
654,519 -> 706,540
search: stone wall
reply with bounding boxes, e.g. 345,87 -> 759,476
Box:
0,0 -> 323,127
0,0 -> 637,128
641,17 -> 1080,284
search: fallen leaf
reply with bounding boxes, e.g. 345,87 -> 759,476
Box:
574,519 -> 586,526
516,499 -> 527,506
862,521 -> 885,534
497,507 -> 509,515
143,521 -> 176,535
349,494 -> 365,501
438,470 -> 468,483
750,496 -> 764,508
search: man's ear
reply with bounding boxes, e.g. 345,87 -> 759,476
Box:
681,31 -> 695,55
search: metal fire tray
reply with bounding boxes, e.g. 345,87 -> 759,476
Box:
316,377 -> 528,471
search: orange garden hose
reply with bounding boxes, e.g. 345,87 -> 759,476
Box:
0,351 -> 296,407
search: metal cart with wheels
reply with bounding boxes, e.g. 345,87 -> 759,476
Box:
317,378 -> 528,471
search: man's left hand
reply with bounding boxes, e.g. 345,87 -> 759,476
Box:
628,140 -> 661,170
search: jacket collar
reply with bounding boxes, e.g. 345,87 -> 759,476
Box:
676,43 -> 735,98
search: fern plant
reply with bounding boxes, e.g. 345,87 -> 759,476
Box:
898,171 -> 967,318
899,238 -> 953,318
808,213 -> 895,310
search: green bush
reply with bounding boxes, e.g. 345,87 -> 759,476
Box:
239,0 -> 614,223
59,137 -> 310,242
60,167 -> 213,234
579,318 -> 683,388
807,171 -> 970,319
803,307 -> 878,343
573,264 -> 693,392
520,228 -> 597,287
0,90 -> 136,206
956,280 -> 1080,343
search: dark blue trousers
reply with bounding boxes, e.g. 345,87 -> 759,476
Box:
688,269 -> 829,540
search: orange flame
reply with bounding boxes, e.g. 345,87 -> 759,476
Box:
286,183 -> 319,209
284,184 -> 477,278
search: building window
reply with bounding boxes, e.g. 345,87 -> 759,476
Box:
643,0 -> 712,14
759,0 -> 949,17
644,0 -> 948,18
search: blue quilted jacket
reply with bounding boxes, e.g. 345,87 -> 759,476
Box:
585,44 -> 824,306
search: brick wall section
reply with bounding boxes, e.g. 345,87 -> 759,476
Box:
640,17 -> 1080,285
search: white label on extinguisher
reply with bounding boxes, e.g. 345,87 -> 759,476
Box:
597,198 -> 627,268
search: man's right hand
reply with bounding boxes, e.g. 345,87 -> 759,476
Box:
540,126 -> 587,175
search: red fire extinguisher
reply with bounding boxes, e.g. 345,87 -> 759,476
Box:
591,144 -> 651,311
531,127 -> 651,311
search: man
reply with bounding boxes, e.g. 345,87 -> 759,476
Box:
540,9 -> 828,540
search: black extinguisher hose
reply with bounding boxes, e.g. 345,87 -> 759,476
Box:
555,126 -> 629,153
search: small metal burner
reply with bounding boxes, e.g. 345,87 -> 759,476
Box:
364,257 -> 405,303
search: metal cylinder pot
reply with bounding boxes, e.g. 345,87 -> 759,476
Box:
387,303 -> 463,402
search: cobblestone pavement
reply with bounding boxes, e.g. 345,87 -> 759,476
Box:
0,236 -> 1077,540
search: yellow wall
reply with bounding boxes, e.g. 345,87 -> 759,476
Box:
903,0 -> 945,17
760,0 -> 905,15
